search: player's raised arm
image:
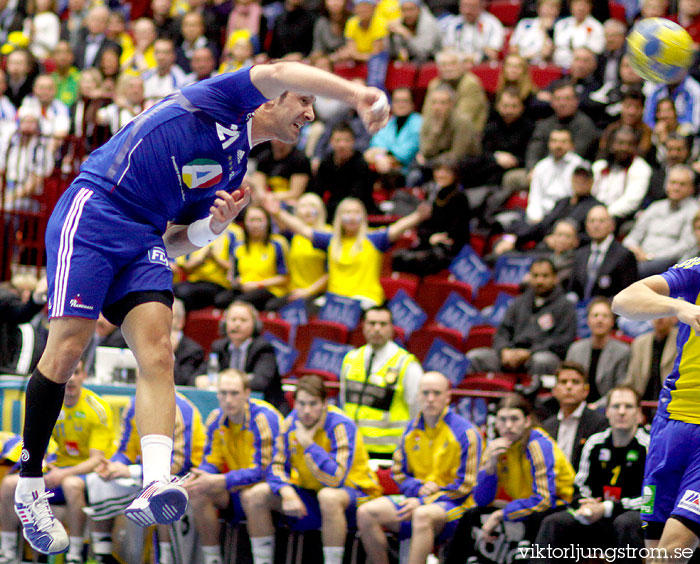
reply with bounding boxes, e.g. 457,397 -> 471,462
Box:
250,62 -> 390,133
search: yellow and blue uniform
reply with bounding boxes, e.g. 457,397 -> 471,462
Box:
199,399 -> 282,522
641,260 -> 700,531
268,405 -> 381,530
473,428 -> 574,521
230,232 -> 289,297
312,230 -> 390,305
344,13 -> 388,54
175,224 -> 243,289
288,233 -> 328,293
111,393 -> 206,477
49,388 -> 115,503
391,407 -> 483,539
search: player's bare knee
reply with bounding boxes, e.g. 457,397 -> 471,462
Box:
317,487 -> 343,513
356,503 -> 377,530
137,346 -> 175,379
0,474 -> 19,499
62,476 -> 85,497
411,506 -> 434,533
244,482 -> 272,510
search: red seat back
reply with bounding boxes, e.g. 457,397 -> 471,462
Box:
183,307 -> 223,355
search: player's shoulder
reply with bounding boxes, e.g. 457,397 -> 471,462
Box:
80,389 -> 112,426
670,256 -> 700,272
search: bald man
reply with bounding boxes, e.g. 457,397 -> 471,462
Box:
357,372 -> 483,564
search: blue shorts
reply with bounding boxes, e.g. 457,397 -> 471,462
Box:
642,416 -> 700,526
282,486 -> 366,532
48,474 -> 86,505
387,495 -> 466,541
45,182 -> 173,322
222,491 -> 246,525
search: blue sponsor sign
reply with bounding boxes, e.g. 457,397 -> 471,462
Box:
304,338 -> 353,377
423,338 -> 469,386
319,293 -> 363,330
279,299 -> 308,327
576,301 -> 591,339
483,292 -> 515,327
388,289 -> 427,338
435,292 -> 482,338
263,332 -> 299,376
449,246 -> 491,295
494,255 -> 533,285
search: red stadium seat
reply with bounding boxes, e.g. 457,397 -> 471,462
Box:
416,276 -> 474,320
407,324 -> 464,361
293,319 -> 349,369
261,316 -> 292,344
473,281 -> 520,309
458,372 -> 518,391
488,0 -> 521,27
471,62 -> 501,94
385,61 -> 418,91
415,62 -> 439,89
463,325 -> 496,352
529,64 -> 563,89
608,1 -> 626,21
183,307 -> 223,355
376,467 -> 400,495
380,273 -> 420,300
333,61 -> 368,80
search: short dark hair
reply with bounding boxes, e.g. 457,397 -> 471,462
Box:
607,384 -> 641,407
496,86 -> 524,105
586,296 -> 613,316
550,79 -> 577,96
621,86 -> 645,105
555,360 -> 588,384
497,392 -> 535,417
295,375 -> 327,401
362,305 -> 393,324
331,121 -> 355,138
530,256 -> 556,273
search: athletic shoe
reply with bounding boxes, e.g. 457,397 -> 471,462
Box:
123,478 -> 188,527
14,491 -> 69,555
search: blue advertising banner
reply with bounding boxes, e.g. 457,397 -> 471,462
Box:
304,338 -> 354,376
319,293 -> 363,330
423,338 -> 469,386
435,292 -> 483,338
279,299 -> 308,327
449,246 -> 491,295
482,292 -> 515,327
388,289 -> 428,338
263,332 -> 299,376
494,255 -> 533,285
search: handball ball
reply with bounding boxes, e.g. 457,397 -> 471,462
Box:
626,18 -> 695,84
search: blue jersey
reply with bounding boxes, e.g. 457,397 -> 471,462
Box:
78,67 -> 268,233
657,259 -> 700,424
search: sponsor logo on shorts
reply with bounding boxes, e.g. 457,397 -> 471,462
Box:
149,247 -> 170,267
679,490 -> 700,515
70,294 -> 94,311
641,485 -> 656,514
182,158 -> 223,189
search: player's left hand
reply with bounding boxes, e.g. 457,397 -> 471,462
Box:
396,497 -> 421,520
44,465 -> 67,489
210,185 -> 251,234
575,501 -> 605,524
355,87 -> 390,134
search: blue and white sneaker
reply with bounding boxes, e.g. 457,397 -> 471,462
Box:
123,477 -> 188,527
14,490 -> 69,555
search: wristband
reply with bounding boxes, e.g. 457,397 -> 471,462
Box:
603,500 -> 614,518
187,215 -> 218,247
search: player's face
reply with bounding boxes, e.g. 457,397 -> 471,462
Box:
217,373 -> 250,419
606,390 -> 640,431
587,302 -> 614,337
552,369 -> 589,409
225,305 -> 255,344
418,374 -> 451,421
65,365 -> 88,405
362,310 -> 393,348
272,93 -> 315,144
495,408 -> 529,444
295,390 -> 326,428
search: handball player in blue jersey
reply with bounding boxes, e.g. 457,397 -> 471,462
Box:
13,62 -> 390,556
613,262 -> 700,563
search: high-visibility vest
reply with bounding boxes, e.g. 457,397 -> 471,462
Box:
341,345 -> 416,455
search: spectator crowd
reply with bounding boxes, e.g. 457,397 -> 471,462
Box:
1,0 -> 700,560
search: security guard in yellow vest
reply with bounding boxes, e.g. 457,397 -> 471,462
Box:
340,306 -> 423,457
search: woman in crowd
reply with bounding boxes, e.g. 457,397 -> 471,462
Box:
96,74 -> 146,136
312,0 -> 352,60
265,196 -> 430,308
509,0 -> 560,64
214,205 -> 289,312
445,393 -> 575,564
566,297 -> 630,409
496,53 -> 538,109
97,44 -> 123,96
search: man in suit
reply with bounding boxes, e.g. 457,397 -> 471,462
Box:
196,301 -> 284,409
624,316 -> 678,402
171,298 -> 204,386
569,205 -> 638,302
73,5 -> 121,70
542,361 -> 608,472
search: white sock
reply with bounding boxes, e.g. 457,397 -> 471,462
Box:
15,476 -> 45,501
323,545 -> 344,564
90,532 -> 112,556
140,435 -> 173,486
159,541 -> 172,564
68,536 -> 83,560
250,535 -> 274,564
201,545 -> 222,564
0,531 -> 17,557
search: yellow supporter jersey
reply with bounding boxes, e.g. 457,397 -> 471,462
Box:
231,233 -> 289,297
270,405 -> 381,498
53,388 -> 114,468
344,13 -> 388,54
377,0 -> 401,22
200,399 -> 282,490
120,44 -> 156,75
112,393 -> 206,476
288,233 -> 328,292
176,234 -> 232,289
